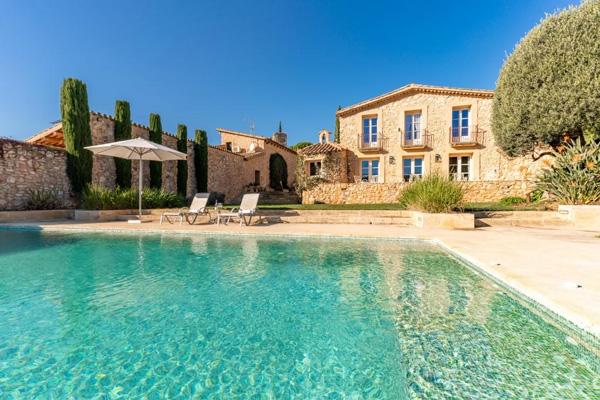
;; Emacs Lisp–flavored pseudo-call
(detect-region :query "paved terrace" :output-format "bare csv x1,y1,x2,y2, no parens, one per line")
2,219,599,338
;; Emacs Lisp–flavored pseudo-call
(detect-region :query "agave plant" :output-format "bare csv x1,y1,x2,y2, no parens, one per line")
536,139,600,205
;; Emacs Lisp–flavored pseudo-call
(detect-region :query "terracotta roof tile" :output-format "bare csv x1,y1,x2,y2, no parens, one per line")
299,142,344,155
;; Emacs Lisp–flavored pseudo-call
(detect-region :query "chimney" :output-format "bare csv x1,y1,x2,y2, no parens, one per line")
271,121,288,147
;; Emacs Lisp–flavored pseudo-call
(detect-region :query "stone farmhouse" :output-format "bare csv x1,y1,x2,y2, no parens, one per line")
0,112,297,210
300,83,549,204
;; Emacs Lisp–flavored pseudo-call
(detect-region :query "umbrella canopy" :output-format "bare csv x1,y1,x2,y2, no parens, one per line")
85,137,187,220
85,137,187,161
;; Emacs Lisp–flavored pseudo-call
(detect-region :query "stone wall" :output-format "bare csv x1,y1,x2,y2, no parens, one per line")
90,113,116,189
207,146,247,202
302,180,536,205
0,139,72,210
161,133,178,193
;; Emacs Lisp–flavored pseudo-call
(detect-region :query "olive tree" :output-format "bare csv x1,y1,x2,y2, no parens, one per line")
492,0,600,157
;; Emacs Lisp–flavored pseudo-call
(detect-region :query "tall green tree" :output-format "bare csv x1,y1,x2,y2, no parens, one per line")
194,129,208,192
334,105,341,143
176,124,188,197
60,78,93,196
492,0,600,157
149,113,163,188
113,100,132,188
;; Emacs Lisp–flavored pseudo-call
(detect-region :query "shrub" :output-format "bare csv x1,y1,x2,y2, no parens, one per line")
499,196,527,206
149,113,163,188
114,100,132,188
194,129,208,192
269,153,288,190
529,189,544,203
536,139,600,205
492,0,600,156
176,124,188,197
61,78,93,196
398,175,464,213
25,189,62,210
81,185,184,210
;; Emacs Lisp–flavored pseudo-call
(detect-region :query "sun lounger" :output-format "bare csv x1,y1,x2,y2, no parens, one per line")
160,193,211,225
217,193,260,226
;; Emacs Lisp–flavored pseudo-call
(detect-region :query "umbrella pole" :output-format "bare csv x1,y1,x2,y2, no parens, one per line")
138,156,143,219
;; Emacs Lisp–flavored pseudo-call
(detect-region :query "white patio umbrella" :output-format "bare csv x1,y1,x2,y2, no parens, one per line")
85,137,187,221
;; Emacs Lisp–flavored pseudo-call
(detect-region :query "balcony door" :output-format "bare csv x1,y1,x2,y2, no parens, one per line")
362,117,378,147
451,108,470,140
405,113,422,145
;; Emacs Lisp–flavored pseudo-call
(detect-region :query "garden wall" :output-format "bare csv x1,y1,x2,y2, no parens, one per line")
302,180,536,205
0,139,72,210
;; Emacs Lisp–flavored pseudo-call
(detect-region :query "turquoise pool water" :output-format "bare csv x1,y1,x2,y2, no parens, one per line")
0,230,597,399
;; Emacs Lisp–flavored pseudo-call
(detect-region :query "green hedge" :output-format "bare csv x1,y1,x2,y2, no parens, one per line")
81,184,184,210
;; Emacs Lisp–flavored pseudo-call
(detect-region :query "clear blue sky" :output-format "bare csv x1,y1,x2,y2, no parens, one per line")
0,0,575,145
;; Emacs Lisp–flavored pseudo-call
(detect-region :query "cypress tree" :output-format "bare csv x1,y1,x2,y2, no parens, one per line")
60,78,93,196
114,100,132,188
176,124,188,197
149,113,163,188
194,129,208,192
334,105,341,143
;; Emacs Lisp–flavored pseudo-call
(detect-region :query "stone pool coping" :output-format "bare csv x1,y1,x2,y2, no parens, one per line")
1,220,599,348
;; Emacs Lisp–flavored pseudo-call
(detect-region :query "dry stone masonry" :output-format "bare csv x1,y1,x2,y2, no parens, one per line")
0,139,72,210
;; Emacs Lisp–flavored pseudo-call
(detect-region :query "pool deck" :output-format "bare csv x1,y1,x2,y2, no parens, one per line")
2,219,599,338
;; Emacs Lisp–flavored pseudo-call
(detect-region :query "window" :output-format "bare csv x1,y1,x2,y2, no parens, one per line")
309,161,322,176
404,112,422,144
449,156,471,181
226,142,233,151
451,108,470,138
362,117,378,146
254,170,261,185
361,159,379,182
402,157,424,182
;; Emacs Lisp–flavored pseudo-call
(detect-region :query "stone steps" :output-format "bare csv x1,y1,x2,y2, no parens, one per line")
257,191,300,205
474,211,566,228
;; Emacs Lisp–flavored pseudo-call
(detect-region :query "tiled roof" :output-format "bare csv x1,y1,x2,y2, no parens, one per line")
299,142,344,155
337,83,494,117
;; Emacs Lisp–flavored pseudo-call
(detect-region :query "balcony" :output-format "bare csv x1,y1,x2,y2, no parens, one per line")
357,135,387,153
449,126,482,147
400,129,432,150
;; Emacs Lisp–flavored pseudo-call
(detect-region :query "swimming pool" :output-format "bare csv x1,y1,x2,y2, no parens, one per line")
0,229,597,398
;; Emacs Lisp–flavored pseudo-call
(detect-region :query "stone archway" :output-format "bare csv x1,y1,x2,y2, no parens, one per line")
269,153,288,190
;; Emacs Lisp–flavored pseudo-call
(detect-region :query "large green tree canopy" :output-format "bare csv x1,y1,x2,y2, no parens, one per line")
492,0,600,157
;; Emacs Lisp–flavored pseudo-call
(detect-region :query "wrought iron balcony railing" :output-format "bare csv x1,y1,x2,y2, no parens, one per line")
357,134,387,153
449,126,482,147
400,129,432,149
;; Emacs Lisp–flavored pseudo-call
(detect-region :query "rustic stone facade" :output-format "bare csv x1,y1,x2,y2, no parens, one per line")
337,84,550,184
15,114,299,209
298,130,351,183
217,129,297,190
90,114,117,189
0,139,72,210
302,180,536,205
